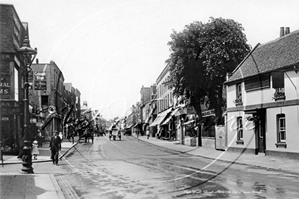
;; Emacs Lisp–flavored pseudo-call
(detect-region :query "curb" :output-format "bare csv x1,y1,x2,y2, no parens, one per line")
137,136,299,175
50,174,66,199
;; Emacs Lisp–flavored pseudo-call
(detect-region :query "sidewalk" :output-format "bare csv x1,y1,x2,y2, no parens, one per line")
138,135,299,175
0,139,76,199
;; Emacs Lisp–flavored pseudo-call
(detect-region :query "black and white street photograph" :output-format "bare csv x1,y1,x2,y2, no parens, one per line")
0,0,299,198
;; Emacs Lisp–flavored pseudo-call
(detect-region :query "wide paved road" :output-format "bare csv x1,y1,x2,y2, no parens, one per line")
59,135,298,199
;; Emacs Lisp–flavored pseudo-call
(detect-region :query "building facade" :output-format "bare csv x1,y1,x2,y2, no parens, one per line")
225,28,299,159
30,60,65,139
149,64,175,138
0,4,29,154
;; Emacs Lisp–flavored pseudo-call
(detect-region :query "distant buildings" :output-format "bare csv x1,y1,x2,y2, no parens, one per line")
0,4,82,153
128,27,299,160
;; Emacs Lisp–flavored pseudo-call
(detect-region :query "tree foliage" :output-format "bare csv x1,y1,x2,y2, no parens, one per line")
166,17,250,121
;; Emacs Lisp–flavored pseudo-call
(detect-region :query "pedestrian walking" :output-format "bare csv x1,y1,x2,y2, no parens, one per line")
49,131,61,165
37,130,43,147
32,140,39,160
146,127,150,139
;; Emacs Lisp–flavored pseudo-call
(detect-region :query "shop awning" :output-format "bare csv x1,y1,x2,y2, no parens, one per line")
149,108,172,127
125,123,134,129
133,123,140,128
184,120,195,126
161,108,181,125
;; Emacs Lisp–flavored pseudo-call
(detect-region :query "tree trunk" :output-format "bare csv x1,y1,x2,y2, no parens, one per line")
190,91,202,120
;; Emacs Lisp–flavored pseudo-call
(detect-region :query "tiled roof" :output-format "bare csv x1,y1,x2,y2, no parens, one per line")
226,30,299,83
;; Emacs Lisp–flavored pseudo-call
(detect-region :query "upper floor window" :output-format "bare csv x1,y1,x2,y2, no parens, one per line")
236,83,242,99
234,83,243,106
272,71,285,101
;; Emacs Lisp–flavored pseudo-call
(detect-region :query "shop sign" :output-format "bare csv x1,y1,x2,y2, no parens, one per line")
202,109,215,117
2,107,21,115
1,101,21,115
0,101,20,107
0,75,11,96
34,81,46,90
0,54,13,61
34,71,47,90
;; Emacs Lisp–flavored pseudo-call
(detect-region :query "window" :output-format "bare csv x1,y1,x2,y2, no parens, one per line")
234,83,243,106
237,117,243,141
277,114,286,142
236,83,242,99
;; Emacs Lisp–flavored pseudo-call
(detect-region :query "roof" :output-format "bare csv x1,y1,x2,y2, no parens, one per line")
226,30,299,84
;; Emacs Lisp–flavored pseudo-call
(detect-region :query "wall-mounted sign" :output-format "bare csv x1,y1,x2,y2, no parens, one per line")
2,117,9,121
34,71,47,90
202,109,215,117
2,107,21,115
0,75,11,96
34,81,46,90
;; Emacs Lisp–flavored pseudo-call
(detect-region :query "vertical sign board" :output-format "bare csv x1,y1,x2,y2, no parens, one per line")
34,72,47,90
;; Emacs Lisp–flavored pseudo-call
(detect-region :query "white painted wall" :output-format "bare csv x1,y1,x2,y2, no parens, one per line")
227,70,299,108
266,106,299,153
226,111,256,150
284,70,299,100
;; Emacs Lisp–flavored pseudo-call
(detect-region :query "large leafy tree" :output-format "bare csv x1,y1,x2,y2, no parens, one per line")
166,17,250,122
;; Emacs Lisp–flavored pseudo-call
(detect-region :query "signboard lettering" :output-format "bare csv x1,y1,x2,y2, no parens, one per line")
34,81,46,90
0,75,11,96
202,109,215,117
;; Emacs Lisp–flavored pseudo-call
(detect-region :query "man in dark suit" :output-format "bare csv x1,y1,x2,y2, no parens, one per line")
49,131,61,165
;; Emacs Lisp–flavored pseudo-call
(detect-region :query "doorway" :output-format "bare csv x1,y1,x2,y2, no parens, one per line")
254,109,266,154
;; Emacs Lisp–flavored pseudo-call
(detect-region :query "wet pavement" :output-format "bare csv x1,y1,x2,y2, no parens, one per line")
0,135,298,199
0,139,76,199
58,135,299,198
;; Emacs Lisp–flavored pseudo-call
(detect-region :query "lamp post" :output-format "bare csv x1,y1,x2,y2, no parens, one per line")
18,36,37,173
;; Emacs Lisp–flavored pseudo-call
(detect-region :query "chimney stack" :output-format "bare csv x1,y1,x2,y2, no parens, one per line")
280,27,285,37
285,27,290,35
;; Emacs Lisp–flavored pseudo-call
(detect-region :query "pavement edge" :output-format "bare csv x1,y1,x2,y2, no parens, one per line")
50,174,66,199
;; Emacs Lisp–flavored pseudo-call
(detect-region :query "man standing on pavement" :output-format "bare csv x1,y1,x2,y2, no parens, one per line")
49,131,61,165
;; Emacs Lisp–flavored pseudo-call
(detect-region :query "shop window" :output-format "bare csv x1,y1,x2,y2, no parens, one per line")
275,114,287,148
236,117,244,145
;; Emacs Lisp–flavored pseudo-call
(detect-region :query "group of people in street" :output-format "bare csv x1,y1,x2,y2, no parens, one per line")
17,130,62,166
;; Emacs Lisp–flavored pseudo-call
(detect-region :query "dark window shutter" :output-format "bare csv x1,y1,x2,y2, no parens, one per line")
272,71,284,88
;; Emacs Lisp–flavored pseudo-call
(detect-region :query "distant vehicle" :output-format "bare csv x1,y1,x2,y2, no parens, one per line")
109,127,121,141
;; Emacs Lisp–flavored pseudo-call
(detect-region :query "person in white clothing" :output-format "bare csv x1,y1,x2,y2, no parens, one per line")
32,140,39,160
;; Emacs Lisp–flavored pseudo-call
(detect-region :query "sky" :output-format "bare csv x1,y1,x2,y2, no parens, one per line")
1,0,298,120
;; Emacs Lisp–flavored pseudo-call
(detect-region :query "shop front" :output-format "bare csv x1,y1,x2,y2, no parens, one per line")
1,100,22,154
